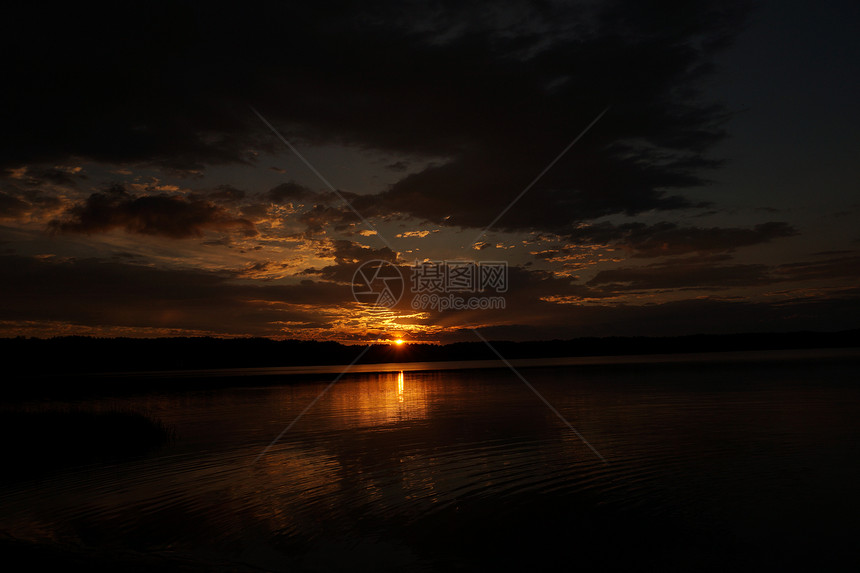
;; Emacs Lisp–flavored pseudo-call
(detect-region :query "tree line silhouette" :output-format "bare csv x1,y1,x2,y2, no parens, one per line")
3,329,858,376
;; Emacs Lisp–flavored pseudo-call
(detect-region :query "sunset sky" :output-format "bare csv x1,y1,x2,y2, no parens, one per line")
2,1,858,343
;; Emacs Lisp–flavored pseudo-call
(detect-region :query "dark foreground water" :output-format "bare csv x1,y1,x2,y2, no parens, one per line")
2,350,860,571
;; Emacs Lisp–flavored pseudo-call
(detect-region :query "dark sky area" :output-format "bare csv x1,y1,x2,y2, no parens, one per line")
1,0,858,342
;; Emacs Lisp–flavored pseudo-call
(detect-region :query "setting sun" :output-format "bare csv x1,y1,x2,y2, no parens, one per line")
394,339,404,346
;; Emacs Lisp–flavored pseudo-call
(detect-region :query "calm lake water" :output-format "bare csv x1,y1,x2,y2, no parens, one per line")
3,350,860,571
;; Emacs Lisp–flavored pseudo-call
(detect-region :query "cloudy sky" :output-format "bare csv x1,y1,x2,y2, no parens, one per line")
1,0,858,342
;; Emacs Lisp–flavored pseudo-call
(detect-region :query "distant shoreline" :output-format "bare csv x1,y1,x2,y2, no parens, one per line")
90,346,860,379
3,343,859,401
2,329,858,378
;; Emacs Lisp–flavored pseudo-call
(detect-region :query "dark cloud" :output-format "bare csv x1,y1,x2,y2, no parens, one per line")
386,161,408,172
0,254,346,336
298,204,361,235
1,251,858,340
0,192,30,219
239,203,270,221
388,258,860,340
562,220,799,257
206,185,246,203
266,181,315,203
3,1,751,232
587,260,771,291
231,260,292,280
456,293,860,340
362,146,706,232
0,185,63,221
50,185,257,238
302,239,399,283
586,254,860,292
773,255,860,282
201,237,234,247
6,166,86,187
